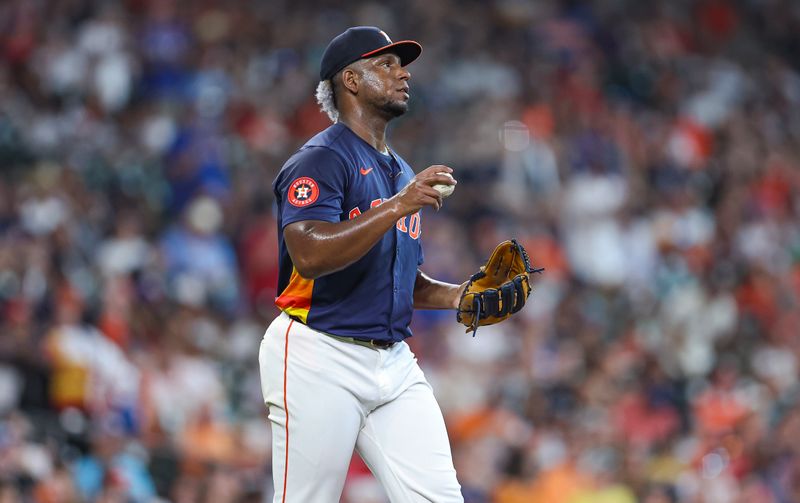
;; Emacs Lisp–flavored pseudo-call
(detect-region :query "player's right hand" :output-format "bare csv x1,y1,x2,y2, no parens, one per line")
392,165,456,213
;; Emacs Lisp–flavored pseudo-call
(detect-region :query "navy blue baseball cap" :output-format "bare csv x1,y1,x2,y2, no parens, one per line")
319,26,422,81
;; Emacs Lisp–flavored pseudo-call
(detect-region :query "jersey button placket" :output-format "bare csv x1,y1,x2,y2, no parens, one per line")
394,242,400,293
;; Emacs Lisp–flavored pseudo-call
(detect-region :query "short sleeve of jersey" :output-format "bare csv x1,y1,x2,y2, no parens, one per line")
274,147,349,228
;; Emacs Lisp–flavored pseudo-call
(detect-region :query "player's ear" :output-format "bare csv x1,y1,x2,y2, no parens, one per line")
341,66,359,95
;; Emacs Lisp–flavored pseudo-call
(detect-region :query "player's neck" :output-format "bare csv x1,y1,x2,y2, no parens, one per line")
338,113,389,154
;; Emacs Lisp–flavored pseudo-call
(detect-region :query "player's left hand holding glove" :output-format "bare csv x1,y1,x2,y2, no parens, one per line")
457,239,544,336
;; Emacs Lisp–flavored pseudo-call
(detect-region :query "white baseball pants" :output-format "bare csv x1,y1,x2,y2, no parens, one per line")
259,312,463,503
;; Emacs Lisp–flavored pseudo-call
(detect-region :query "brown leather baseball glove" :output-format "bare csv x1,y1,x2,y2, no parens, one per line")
457,239,543,336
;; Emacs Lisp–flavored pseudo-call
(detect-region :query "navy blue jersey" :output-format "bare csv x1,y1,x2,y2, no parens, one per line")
273,123,423,342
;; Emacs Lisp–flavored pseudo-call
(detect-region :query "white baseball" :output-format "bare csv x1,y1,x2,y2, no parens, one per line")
432,172,455,198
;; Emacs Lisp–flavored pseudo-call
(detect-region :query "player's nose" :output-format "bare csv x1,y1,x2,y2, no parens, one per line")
398,67,410,81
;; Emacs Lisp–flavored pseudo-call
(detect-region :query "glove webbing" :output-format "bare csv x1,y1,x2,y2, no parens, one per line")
513,238,545,275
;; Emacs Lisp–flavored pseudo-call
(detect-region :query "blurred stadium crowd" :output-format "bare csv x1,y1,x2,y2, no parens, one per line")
1,0,799,501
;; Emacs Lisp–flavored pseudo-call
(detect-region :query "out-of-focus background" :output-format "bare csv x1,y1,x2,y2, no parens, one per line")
1,0,799,501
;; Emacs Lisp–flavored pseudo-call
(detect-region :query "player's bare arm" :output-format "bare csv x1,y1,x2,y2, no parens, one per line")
413,270,468,310
284,165,456,279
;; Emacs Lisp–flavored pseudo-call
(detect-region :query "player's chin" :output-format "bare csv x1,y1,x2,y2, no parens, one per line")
383,100,408,118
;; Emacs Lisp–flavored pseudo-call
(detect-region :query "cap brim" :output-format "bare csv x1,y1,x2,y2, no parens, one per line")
361,40,422,66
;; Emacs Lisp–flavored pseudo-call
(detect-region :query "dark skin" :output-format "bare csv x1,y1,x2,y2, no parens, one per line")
284,52,465,309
